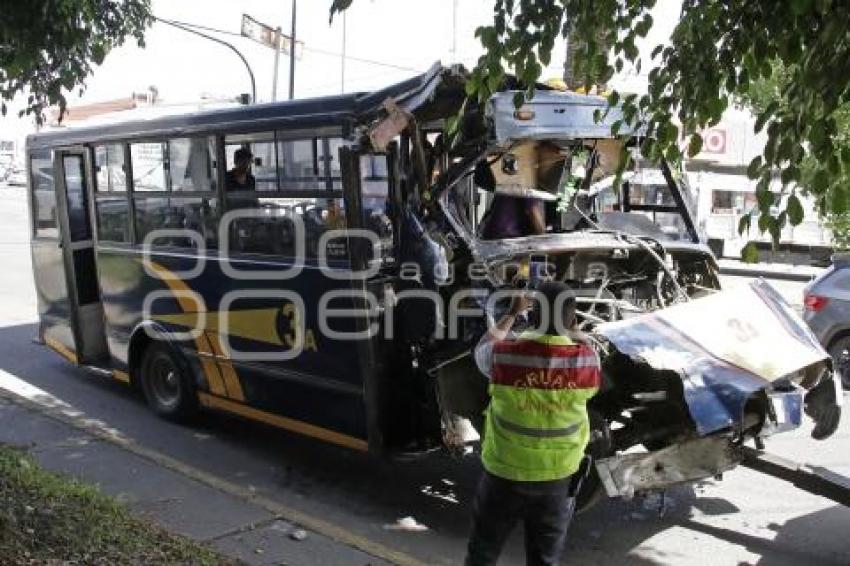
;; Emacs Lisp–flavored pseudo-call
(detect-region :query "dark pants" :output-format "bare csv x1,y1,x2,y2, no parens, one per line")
465,471,577,566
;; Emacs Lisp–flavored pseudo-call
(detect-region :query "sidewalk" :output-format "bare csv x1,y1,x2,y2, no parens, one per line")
0,392,395,566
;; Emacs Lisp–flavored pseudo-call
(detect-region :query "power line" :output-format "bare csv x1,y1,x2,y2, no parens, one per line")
305,45,423,73
155,16,424,74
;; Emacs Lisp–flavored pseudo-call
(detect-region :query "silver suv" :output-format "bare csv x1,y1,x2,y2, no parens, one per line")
803,255,850,388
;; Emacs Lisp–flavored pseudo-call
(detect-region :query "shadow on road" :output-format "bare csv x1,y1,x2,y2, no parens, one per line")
0,322,845,565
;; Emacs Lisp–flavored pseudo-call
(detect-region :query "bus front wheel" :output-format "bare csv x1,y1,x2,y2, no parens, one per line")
140,342,197,421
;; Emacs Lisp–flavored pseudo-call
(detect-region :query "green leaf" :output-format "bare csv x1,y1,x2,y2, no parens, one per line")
611,119,622,137
787,194,805,225
741,242,760,263
768,216,782,242
780,165,799,185
813,169,830,195
832,186,849,214
757,185,775,211
687,133,703,157
790,0,813,15
747,156,763,179
738,213,752,235
754,102,777,133
91,43,106,65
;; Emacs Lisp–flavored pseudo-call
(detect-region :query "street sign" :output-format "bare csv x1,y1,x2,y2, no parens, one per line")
240,14,303,58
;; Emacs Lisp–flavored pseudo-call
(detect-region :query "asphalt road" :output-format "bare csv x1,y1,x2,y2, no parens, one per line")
0,185,848,565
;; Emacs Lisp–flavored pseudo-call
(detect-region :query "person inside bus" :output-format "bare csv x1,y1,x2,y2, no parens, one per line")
477,141,567,240
225,148,256,191
476,155,547,240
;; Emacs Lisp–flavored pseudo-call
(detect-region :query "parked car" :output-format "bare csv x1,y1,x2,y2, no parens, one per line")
803,255,850,388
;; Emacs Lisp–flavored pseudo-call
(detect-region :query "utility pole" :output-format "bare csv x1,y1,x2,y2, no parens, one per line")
271,27,282,101
341,12,347,93
288,0,297,100
451,0,458,62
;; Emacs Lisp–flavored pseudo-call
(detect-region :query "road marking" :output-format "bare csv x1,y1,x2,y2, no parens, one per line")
0,368,422,566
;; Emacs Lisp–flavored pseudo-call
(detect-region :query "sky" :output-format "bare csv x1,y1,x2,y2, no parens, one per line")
1,0,683,153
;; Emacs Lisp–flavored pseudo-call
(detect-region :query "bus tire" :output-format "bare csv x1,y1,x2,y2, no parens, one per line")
140,342,198,421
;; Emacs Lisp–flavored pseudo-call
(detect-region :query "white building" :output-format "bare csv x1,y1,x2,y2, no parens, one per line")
684,106,831,258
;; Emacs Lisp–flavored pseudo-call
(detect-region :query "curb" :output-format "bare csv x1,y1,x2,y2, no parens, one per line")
718,266,819,283
0,387,423,566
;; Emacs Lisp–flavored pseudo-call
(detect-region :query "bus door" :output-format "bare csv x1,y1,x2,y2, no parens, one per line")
339,145,401,452
30,149,76,360
51,148,108,363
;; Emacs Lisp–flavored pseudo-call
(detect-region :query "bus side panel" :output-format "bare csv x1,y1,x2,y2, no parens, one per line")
97,247,369,445
32,238,76,355
95,247,145,371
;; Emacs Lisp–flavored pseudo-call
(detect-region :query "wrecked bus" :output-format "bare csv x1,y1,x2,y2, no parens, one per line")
27,64,842,510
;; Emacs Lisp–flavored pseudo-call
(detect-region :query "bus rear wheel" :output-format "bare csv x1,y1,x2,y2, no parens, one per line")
140,342,197,421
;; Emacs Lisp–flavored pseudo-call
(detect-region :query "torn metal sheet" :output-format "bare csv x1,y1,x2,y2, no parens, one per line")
596,436,742,498
596,279,829,435
486,90,637,144
368,99,411,151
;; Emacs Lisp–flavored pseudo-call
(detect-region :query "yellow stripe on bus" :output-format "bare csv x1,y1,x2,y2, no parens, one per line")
198,392,369,452
112,369,131,384
205,332,245,402
141,259,229,399
198,332,228,397
45,336,78,364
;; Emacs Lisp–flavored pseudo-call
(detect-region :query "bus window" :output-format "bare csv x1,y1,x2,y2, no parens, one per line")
94,144,127,193
277,137,342,191
135,196,219,249
226,196,349,259
169,138,216,192
130,142,168,192
94,144,130,242
130,137,219,248
224,133,278,192
299,197,348,259
360,154,393,265
62,155,92,242
30,150,58,238
326,138,346,188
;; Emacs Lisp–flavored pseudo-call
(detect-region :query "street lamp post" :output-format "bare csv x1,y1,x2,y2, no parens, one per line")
156,17,256,104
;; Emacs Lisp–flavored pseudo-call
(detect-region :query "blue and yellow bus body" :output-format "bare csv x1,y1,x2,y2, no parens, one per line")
24,70,440,455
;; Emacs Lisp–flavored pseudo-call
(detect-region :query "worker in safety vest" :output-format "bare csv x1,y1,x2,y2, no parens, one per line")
465,281,601,566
